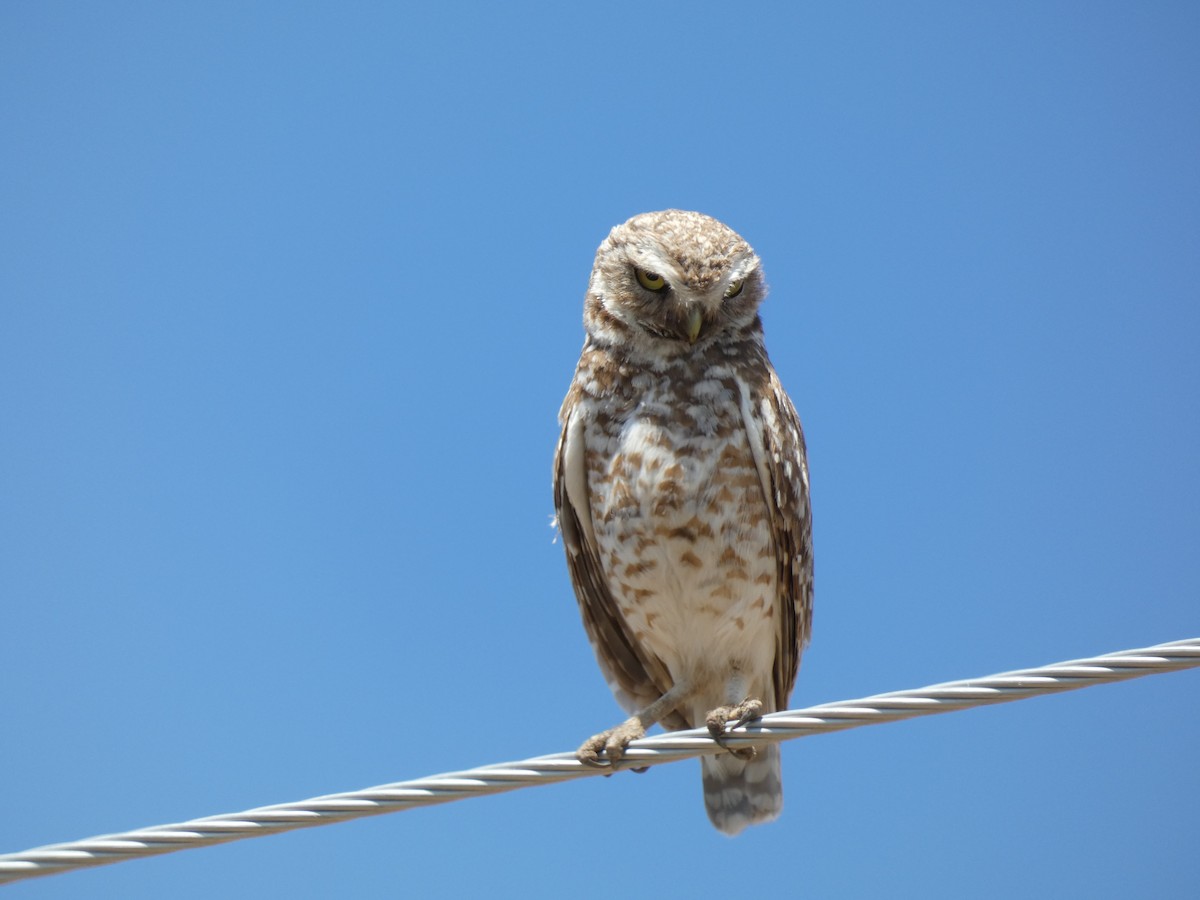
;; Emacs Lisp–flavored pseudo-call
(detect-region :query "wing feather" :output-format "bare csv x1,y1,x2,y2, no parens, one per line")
737,366,813,710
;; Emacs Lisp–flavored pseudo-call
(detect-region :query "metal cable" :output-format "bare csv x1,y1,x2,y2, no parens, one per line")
2,637,1197,886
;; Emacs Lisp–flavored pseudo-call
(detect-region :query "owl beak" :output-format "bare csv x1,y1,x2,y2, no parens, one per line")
685,305,704,344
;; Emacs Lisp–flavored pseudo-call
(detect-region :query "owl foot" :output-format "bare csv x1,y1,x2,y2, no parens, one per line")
706,698,764,761
576,716,646,769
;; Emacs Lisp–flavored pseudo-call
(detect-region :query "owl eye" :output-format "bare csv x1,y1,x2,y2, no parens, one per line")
635,269,667,292
724,278,745,299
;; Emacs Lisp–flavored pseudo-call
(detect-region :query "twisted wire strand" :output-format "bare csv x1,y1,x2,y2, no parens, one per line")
2,637,1197,886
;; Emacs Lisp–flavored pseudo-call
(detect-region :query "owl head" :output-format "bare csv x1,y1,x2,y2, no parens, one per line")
583,210,766,361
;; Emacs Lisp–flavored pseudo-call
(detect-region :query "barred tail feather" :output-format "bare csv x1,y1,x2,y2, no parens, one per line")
700,745,783,836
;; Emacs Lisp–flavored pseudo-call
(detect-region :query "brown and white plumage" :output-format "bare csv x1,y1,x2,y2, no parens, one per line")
553,210,812,835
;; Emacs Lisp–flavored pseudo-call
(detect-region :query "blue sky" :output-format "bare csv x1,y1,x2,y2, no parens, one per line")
2,2,1198,897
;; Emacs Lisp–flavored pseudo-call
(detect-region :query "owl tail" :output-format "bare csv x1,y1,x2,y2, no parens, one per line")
701,744,783,836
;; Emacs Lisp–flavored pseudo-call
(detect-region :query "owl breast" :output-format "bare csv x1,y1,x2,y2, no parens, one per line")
584,370,779,707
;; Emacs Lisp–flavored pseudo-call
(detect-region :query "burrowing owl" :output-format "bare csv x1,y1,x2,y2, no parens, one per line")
553,210,812,835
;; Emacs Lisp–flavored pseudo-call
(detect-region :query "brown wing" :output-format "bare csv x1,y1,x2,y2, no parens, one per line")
739,366,813,710
553,409,684,726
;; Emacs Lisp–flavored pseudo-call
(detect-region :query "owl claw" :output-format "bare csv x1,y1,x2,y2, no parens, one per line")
576,738,612,769
706,698,764,761
576,717,647,770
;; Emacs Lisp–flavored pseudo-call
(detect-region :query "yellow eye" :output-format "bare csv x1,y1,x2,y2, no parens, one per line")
635,269,667,292
724,278,745,299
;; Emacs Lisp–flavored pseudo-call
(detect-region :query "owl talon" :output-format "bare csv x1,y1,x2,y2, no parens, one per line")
706,698,764,760
576,733,611,767
576,718,646,770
